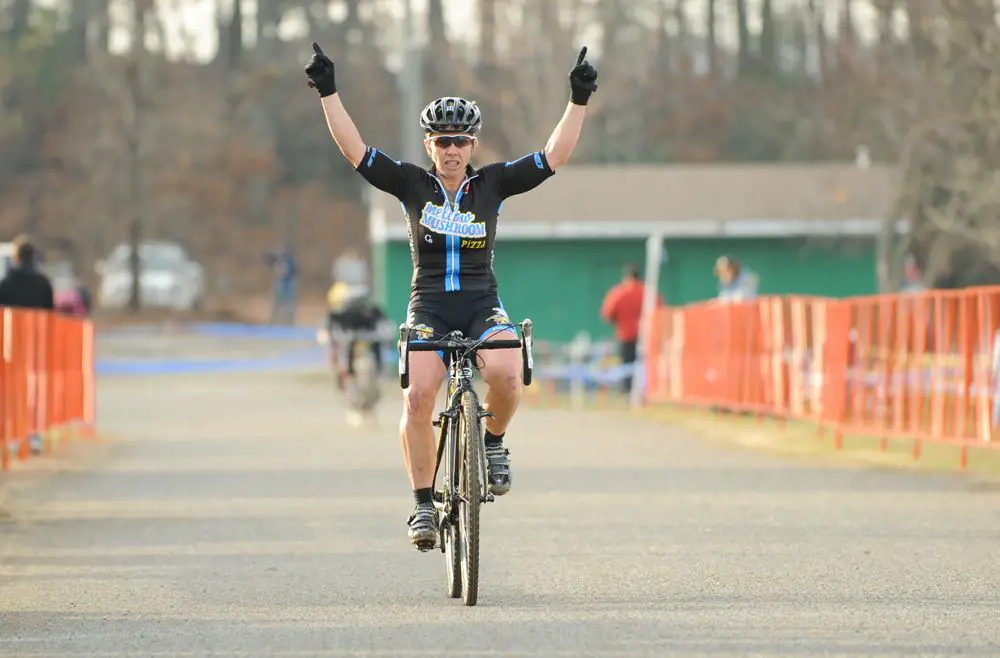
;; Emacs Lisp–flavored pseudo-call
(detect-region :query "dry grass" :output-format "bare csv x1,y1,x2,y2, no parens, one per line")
643,405,1000,477
527,389,1000,480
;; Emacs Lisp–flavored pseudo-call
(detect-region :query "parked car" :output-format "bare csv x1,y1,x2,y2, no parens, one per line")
96,241,205,311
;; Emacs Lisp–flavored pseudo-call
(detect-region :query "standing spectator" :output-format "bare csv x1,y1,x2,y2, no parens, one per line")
53,275,92,317
266,244,299,325
715,255,759,303
332,248,369,291
600,263,662,394
0,235,55,311
900,254,927,293
0,235,54,457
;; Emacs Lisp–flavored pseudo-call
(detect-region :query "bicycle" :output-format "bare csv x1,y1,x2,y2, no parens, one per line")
319,325,387,426
397,318,534,606
342,327,384,412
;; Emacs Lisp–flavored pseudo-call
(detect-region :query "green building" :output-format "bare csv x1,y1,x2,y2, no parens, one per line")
368,162,900,344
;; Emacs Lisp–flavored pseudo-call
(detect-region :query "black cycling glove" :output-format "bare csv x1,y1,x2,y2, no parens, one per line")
569,46,599,106
305,42,337,97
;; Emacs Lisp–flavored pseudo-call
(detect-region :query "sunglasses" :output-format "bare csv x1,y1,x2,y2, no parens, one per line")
429,135,475,148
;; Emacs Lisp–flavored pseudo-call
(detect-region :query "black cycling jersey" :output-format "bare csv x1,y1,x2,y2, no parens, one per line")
327,297,386,333
355,147,555,294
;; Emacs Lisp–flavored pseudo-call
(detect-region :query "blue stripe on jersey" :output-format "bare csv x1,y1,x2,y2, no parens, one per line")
445,235,458,291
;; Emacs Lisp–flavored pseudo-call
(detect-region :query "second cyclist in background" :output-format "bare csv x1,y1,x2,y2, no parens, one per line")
324,281,389,391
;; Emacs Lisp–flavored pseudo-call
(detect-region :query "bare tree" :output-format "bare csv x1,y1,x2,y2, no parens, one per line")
125,0,153,311
892,0,1000,285
706,0,718,77
734,0,751,77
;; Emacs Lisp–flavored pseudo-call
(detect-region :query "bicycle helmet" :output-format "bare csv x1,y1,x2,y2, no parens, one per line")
326,281,351,311
419,96,482,135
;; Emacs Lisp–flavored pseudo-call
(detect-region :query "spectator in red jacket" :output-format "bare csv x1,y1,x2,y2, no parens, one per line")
600,263,662,393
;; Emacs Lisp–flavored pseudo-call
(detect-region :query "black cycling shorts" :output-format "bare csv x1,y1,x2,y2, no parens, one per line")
406,290,516,357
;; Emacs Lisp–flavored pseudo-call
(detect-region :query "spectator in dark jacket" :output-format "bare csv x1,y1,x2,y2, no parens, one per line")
0,236,55,311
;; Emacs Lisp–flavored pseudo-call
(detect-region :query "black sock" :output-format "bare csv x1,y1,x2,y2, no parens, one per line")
413,487,433,505
484,430,505,447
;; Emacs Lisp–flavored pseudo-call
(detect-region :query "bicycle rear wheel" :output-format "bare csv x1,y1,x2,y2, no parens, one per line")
458,390,483,606
352,348,379,410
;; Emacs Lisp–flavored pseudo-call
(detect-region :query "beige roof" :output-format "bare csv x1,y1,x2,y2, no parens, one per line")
367,162,900,238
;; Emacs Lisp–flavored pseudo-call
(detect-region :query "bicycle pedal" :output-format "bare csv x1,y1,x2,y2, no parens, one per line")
414,539,436,553
478,410,495,419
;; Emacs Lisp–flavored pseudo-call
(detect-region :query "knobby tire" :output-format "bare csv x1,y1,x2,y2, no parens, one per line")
443,390,462,598
459,390,482,606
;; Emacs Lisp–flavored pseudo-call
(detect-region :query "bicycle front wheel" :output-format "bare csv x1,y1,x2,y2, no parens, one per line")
458,390,483,606
442,396,462,599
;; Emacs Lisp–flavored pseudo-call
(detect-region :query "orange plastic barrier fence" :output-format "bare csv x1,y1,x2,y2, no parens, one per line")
645,288,1000,467
0,308,95,470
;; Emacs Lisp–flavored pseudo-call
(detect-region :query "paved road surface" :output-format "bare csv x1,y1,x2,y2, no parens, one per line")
1,335,999,657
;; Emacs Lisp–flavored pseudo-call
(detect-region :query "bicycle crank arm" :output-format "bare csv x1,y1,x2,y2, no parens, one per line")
457,491,495,505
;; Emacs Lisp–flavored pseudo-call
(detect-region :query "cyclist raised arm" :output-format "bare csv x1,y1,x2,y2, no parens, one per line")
304,42,598,550
304,43,367,168
542,46,598,170
305,41,424,202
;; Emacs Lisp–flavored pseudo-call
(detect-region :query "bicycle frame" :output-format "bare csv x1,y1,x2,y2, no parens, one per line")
398,320,534,603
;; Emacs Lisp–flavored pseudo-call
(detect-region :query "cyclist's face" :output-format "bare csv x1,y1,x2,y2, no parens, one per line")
424,134,477,176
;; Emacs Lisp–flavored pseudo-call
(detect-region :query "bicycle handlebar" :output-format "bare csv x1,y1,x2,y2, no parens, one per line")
398,320,535,389
409,338,523,352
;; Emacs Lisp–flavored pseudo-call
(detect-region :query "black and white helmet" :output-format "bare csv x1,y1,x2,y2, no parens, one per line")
419,96,482,135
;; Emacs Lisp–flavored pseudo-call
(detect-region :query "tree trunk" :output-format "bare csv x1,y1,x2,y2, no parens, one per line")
6,0,30,44
476,0,510,154
872,0,895,83
214,0,228,67
735,0,751,77
423,0,451,93
67,0,93,62
227,0,243,70
836,0,857,72
126,0,150,312
674,0,690,73
706,0,718,77
255,0,283,50
807,0,827,81
759,0,776,77
655,0,671,73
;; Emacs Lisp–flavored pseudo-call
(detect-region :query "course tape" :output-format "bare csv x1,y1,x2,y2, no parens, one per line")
97,347,325,376
97,322,317,341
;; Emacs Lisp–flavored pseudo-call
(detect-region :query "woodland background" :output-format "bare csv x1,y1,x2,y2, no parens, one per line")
2,0,999,302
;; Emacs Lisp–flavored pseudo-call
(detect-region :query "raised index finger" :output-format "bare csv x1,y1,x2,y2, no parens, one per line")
312,42,324,56
576,46,587,66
